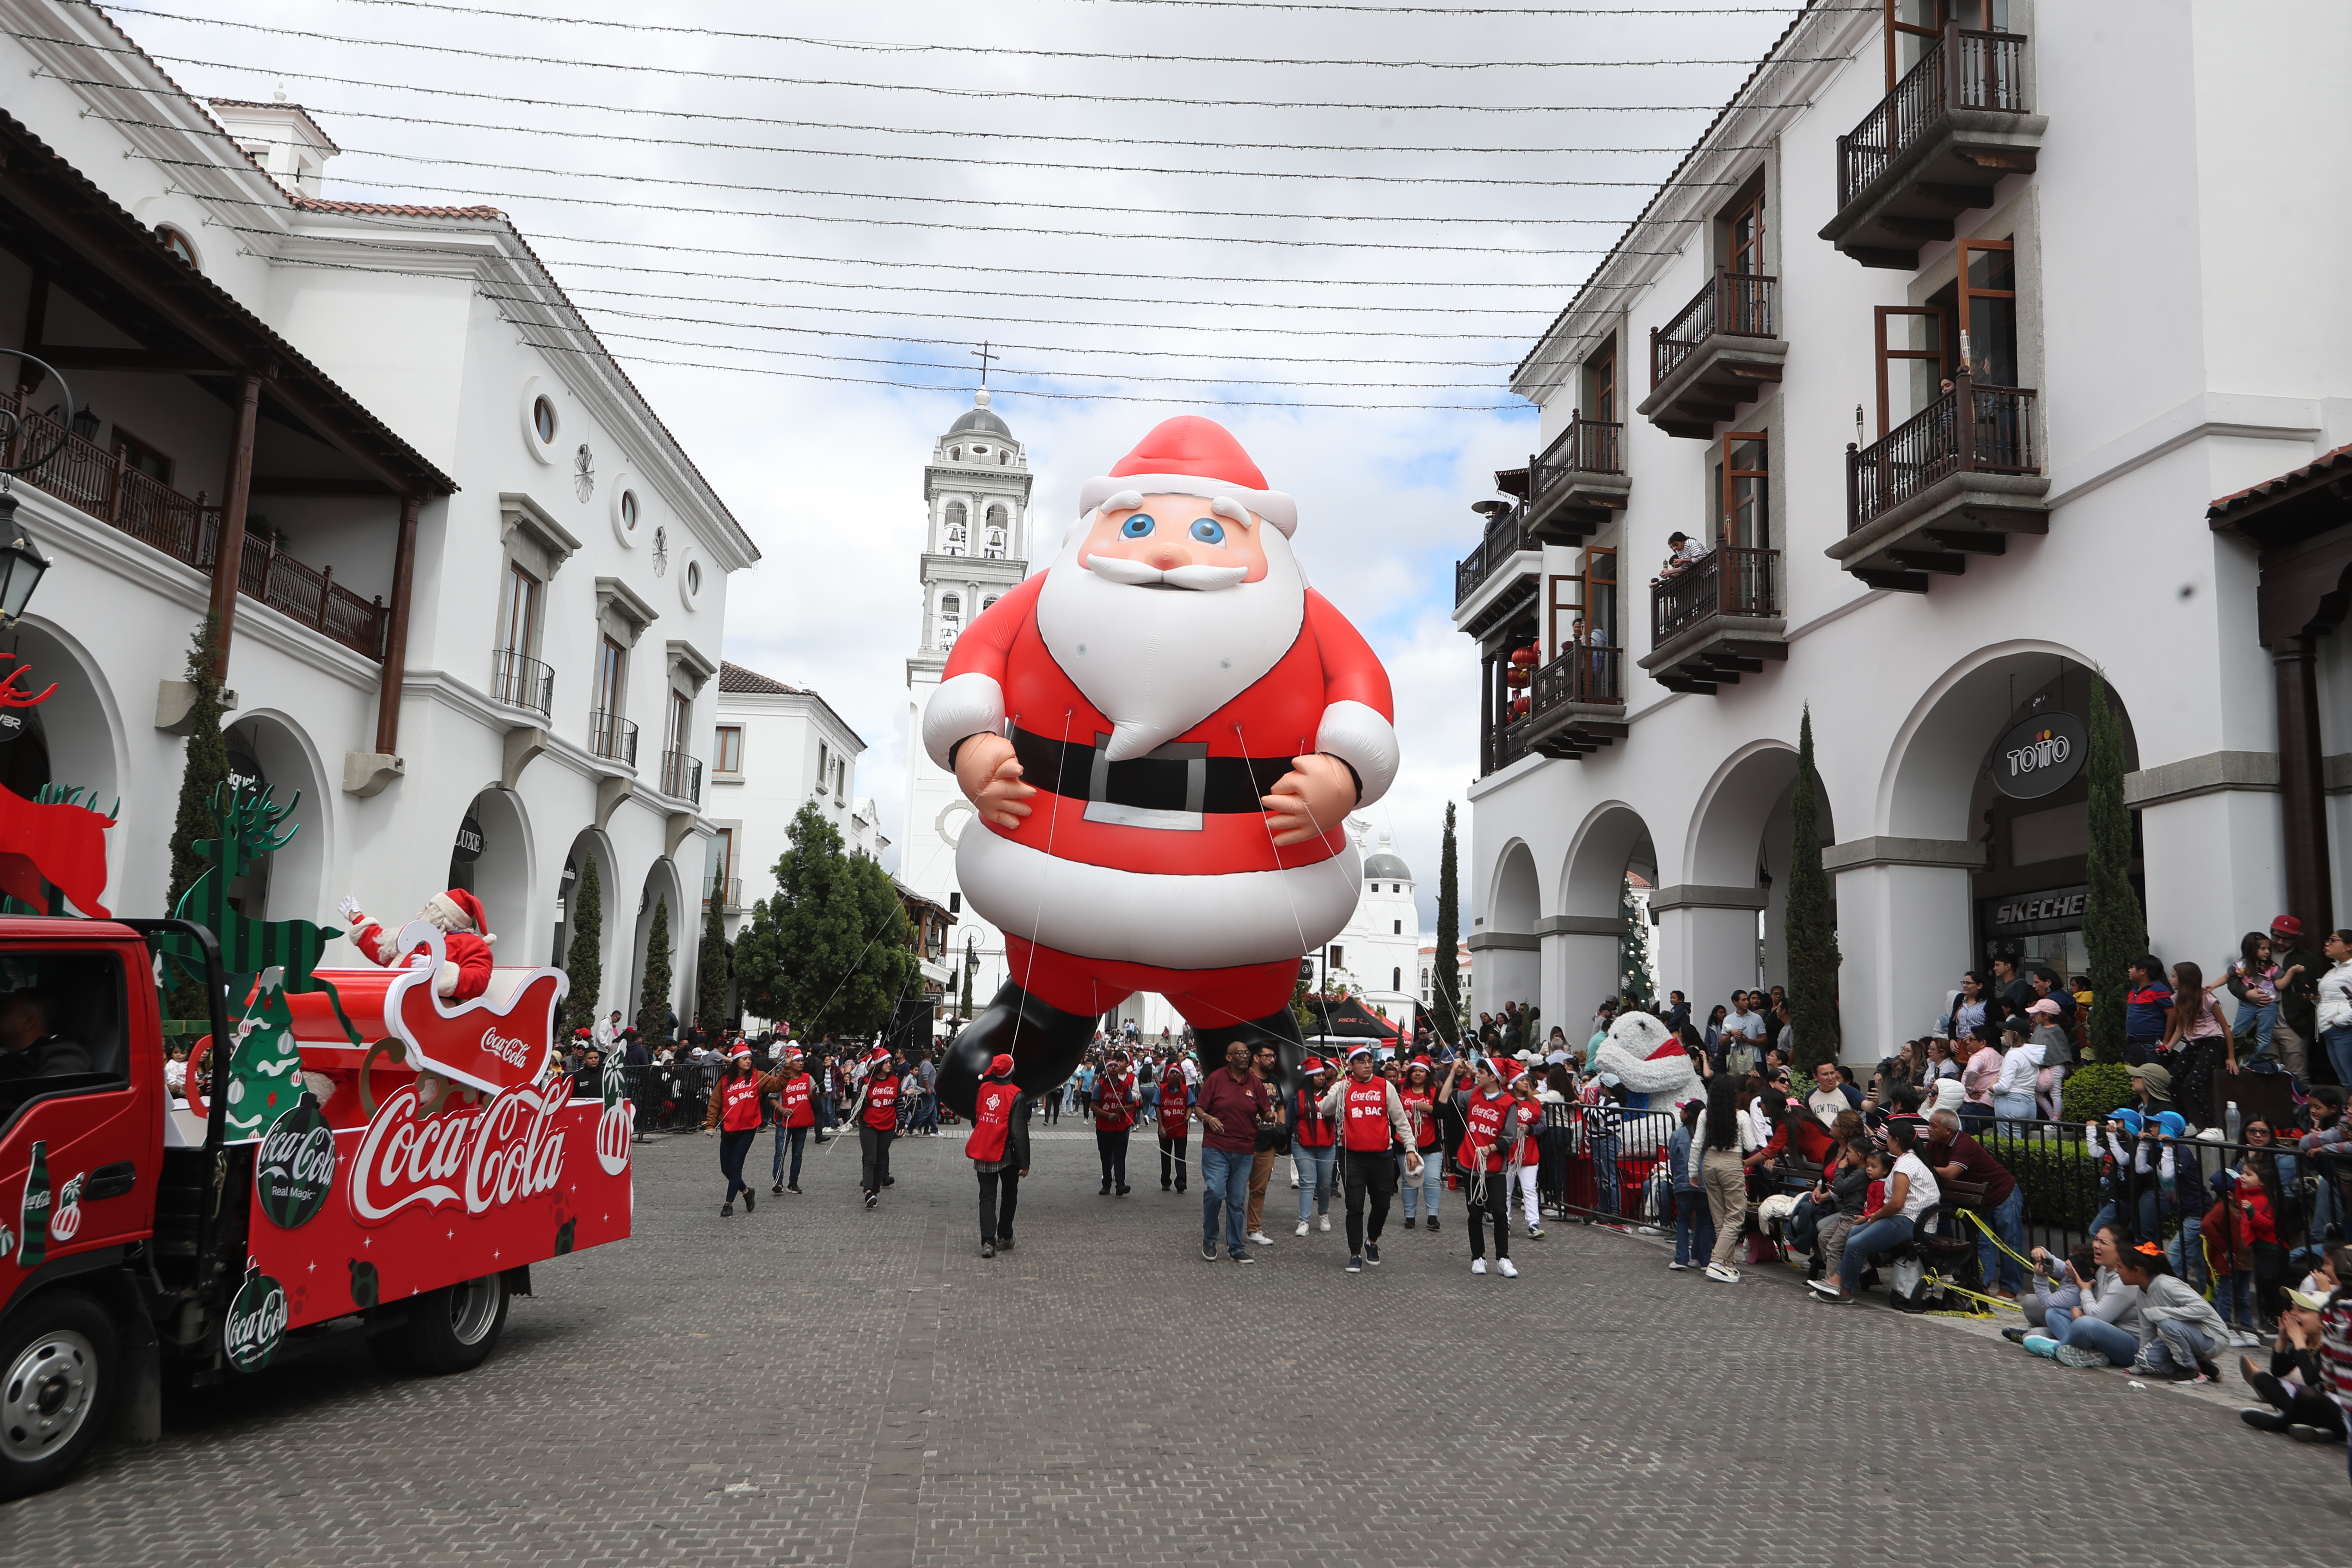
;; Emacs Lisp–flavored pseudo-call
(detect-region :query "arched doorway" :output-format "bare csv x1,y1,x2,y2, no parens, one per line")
1555,803,1659,1027
629,858,686,1039
548,828,614,979
1478,841,1542,1017
446,787,532,949
1680,744,1833,1014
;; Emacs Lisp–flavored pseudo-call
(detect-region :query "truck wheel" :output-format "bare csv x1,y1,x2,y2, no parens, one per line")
0,1291,120,1499
400,1274,508,1375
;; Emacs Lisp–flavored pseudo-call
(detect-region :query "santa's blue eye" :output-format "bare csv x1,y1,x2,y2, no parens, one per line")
1119,513,1156,538
1190,517,1226,545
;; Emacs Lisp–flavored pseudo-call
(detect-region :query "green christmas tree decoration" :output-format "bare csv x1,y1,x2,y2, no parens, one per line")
1617,874,1655,1008
224,967,305,1144
2082,670,2143,1066
558,850,604,1040
636,895,673,1042
1436,800,1463,1045
1785,706,1842,1075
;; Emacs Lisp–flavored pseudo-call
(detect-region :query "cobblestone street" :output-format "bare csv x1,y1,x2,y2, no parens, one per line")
5,1126,2343,1566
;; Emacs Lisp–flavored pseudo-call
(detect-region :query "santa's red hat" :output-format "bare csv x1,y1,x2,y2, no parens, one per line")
986,1053,1016,1079
425,887,494,945
1078,416,1297,537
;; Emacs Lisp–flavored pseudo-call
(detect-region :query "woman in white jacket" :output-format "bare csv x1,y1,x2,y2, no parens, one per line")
1991,1029,2045,1129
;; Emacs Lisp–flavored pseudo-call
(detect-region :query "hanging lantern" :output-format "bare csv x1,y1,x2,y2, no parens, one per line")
1504,665,1530,689
1509,694,1531,719
1509,644,1538,670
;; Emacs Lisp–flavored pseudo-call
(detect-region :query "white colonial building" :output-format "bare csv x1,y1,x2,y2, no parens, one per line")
1317,823,1423,1037
0,2,757,1025
708,660,886,933
899,389,1033,1021
1457,1,2352,1064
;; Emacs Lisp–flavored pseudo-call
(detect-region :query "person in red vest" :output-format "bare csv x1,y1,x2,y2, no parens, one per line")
702,1044,782,1217
967,1053,1028,1257
1290,1056,1338,1237
926,417,1397,1118
1456,1057,1524,1278
769,1046,818,1197
1095,1050,1139,1197
858,1047,903,1209
1397,1057,1452,1232
1155,1051,1194,1193
1320,1044,1424,1273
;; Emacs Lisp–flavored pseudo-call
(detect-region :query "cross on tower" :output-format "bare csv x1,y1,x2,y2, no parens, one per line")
970,341,998,387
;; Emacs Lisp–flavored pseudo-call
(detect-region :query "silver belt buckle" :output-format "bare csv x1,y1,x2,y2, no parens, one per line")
1081,732,1206,831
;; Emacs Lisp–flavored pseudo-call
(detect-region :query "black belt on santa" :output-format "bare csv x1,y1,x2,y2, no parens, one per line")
1009,727,1298,815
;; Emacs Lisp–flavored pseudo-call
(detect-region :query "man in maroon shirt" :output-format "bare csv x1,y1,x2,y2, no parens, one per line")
1195,1038,1274,1263
1923,1108,2024,1299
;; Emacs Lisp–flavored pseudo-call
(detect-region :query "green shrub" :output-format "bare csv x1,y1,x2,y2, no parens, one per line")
1985,1133,2101,1235
2061,1062,2135,1123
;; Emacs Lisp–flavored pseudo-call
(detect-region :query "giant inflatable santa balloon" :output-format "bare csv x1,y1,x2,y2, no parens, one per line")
931,416,1396,1113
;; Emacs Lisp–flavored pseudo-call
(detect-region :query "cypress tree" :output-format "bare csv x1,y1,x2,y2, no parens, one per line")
2082,671,2143,1065
1785,706,1842,1074
163,614,230,1020
959,935,977,1020
636,896,673,1041
1436,800,1462,1044
559,851,603,1039
695,885,731,1033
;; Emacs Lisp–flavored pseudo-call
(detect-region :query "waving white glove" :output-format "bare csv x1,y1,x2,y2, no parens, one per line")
338,895,364,925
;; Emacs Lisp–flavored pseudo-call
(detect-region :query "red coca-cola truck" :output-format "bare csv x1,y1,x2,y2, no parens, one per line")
0,916,633,1498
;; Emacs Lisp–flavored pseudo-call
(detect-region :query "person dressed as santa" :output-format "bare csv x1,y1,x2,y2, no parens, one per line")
931,416,1396,1115
336,887,496,1002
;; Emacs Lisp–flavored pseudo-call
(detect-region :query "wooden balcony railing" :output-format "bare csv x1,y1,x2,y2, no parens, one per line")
1847,376,2039,533
1530,642,1622,714
1651,545,1779,645
1454,505,1534,606
1528,414,1625,496
1651,271,1777,387
1838,23,2030,208
588,709,638,767
489,649,555,719
0,386,389,661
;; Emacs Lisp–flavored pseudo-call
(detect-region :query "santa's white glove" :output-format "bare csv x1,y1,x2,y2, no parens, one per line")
338,895,364,925
404,948,435,971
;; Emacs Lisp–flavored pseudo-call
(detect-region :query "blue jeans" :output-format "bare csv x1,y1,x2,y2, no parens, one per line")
771,1123,808,1186
2323,1026,2352,1093
1992,1090,2037,1130
2046,1314,2138,1365
2167,1209,2207,1291
2143,1319,2218,1374
2217,1270,2255,1329
1978,1184,2027,1294
1590,1134,1622,1217
1295,1144,1337,1222
1673,1189,1715,1266
1201,1145,1253,1258
1833,1216,1915,1293
2237,1001,2278,1054
1400,1144,1443,1218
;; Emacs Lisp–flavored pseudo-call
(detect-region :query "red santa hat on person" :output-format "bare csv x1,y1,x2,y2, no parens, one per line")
729,1044,753,1063
424,888,494,945
986,1054,1016,1080
1075,416,1298,538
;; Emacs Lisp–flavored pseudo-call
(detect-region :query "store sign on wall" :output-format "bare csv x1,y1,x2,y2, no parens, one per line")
452,813,485,863
1991,712,2087,799
1984,884,2089,937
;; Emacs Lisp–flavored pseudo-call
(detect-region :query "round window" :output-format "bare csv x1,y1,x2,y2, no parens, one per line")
532,395,557,444
156,225,196,266
620,490,638,531
971,445,987,456
686,560,701,594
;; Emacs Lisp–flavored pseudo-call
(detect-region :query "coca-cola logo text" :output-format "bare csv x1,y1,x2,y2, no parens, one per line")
348,1078,570,1226
479,1027,533,1069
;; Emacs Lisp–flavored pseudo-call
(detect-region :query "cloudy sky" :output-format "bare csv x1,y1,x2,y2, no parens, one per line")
110,0,1801,929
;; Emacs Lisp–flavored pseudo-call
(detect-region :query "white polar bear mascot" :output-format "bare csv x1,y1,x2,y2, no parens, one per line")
1589,1011,1705,1154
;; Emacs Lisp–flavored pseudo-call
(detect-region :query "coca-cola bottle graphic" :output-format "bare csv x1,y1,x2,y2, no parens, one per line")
17,1139,49,1268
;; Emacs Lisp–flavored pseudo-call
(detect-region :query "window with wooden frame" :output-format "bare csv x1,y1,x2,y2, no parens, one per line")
1723,179,1767,277
1547,573,1583,662
1957,237,2018,386
1583,339,1619,425
1586,548,1619,651
1874,306,1951,437
1885,1,2009,88
593,636,626,718
499,561,539,657
1716,434,1770,550
710,827,735,898
713,724,744,775
110,426,173,485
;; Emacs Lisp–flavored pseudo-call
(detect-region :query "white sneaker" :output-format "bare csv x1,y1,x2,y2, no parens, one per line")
1318,1215,1331,1234
1497,1259,1519,1279
1248,1231,1273,1246
1295,1221,1310,1237
1667,1261,1690,1271
1471,1258,1488,1275
1289,1174,1300,1188
1703,1263,1741,1283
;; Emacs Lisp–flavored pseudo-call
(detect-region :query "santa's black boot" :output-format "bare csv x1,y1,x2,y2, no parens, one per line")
937,981,1098,1116
1192,1008,1309,1099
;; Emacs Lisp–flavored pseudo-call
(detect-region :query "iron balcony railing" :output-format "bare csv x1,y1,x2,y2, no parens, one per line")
1847,375,2039,533
1528,413,1625,498
704,876,741,910
1838,23,2030,208
489,649,554,719
1454,505,1534,606
1,386,389,660
1650,544,1779,644
1651,270,1776,388
659,749,704,805
588,709,638,767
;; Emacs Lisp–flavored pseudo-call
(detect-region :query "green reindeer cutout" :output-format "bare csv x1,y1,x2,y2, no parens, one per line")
162,783,360,1044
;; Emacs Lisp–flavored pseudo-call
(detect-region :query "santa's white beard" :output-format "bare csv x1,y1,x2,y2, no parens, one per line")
1035,516,1307,761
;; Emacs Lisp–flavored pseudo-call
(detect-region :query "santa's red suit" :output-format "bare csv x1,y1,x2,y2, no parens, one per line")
923,417,1396,1029
352,888,496,1002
